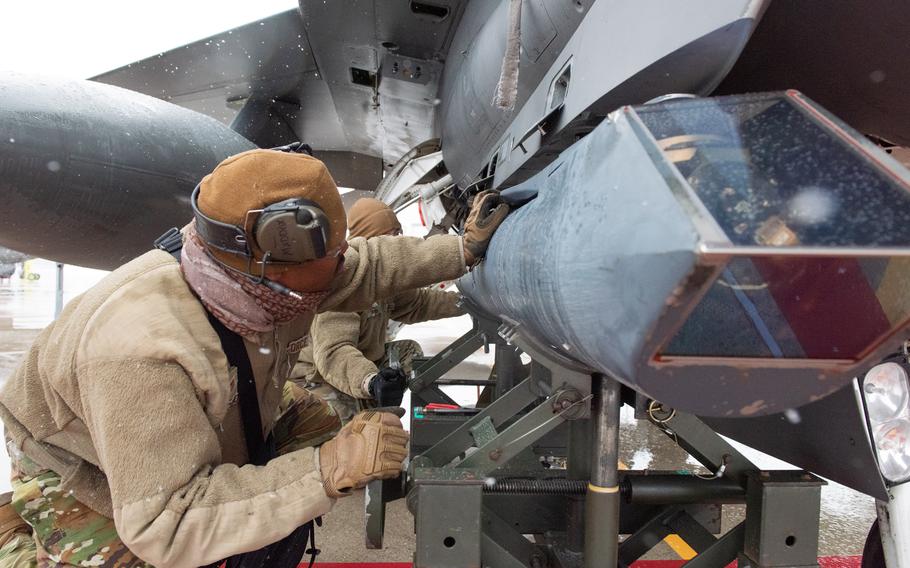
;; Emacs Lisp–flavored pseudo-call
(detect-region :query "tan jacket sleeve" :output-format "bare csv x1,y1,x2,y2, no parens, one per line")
78,358,333,568
75,264,334,568
310,311,377,398
320,234,466,313
388,289,465,324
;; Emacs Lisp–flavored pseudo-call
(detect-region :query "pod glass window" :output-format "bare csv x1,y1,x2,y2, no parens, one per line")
662,255,910,361
635,93,910,362
635,93,910,248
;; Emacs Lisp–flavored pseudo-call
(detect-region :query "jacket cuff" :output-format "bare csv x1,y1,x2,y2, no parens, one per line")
359,373,376,399
312,447,336,503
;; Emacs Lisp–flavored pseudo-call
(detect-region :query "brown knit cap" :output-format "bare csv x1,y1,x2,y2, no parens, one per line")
196,149,347,273
347,198,402,239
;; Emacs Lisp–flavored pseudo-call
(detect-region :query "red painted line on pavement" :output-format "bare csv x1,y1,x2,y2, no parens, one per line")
305,557,860,567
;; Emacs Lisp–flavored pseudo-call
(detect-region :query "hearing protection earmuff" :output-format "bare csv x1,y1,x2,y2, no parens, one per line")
190,140,338,267
190,185,338,266
187,186,341,300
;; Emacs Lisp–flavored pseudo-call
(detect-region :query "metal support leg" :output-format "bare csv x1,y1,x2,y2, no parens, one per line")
652,411,754,480
566,419,591,554
456,390,575,475
878,482,910,568
482,506,547,568
495,344,525,398
409,328,485,393
739,471,824,567
683,523,745,568
585,374,621,568
415,482,484,568
364,477,405,549
418,377,539,466
364,479,386,549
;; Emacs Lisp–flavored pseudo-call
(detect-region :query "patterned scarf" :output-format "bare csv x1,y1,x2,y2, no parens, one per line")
180,222,330,341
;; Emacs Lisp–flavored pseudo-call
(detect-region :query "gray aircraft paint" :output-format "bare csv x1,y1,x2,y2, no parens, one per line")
439,0,766,189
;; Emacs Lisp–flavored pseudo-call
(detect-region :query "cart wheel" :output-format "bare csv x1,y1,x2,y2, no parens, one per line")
863,519,886,568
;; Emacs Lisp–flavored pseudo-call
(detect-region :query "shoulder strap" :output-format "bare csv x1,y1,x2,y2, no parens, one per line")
205,312,273,466
154,227,184,261
205,314,320,568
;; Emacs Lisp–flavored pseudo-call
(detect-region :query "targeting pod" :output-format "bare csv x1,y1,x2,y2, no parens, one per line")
460,91,910,417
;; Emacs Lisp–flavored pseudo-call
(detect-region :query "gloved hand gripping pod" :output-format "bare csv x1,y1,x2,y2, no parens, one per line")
463,190,510,266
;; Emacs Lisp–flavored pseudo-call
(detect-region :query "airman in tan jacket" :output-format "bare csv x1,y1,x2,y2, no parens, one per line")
0,149,508,567
295,199,465,422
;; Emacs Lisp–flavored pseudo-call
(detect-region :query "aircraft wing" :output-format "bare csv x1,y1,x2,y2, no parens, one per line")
91,10,311,131
92,3,467,191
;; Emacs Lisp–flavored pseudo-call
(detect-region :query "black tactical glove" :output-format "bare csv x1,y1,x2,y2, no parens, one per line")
369,367,408,407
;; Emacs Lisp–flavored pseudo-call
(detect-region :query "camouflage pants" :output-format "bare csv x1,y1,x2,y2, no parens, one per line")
306,339,423,424
0,382,341,567
0,492,35,568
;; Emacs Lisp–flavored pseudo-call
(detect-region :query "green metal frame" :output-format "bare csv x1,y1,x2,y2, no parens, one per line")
366,307,830,567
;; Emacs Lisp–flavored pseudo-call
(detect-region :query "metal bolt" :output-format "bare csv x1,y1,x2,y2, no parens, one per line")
489,449,503,461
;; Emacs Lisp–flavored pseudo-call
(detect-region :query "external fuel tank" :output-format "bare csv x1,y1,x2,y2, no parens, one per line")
0,73,255,269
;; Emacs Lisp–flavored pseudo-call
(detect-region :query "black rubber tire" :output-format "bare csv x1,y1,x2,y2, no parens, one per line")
863,519,886,568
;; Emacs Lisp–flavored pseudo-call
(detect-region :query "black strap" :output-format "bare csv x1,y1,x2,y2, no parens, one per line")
206,313,273,465
153,231,320,568
221,520,320,568
271,141,314,155
205,312,320,568
154,227,184,259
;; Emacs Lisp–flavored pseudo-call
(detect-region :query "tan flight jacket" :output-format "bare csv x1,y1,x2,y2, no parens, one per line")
297,286,464,398
0,234,465,568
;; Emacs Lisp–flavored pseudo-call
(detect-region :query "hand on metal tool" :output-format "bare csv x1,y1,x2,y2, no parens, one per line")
463,190,510,266
319,411,409,498
369,367,408,407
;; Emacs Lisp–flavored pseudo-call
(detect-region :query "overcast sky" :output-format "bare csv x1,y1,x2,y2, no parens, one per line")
0,1,298,78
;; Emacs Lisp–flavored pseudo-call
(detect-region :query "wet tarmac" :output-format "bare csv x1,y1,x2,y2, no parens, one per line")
0,262,875,563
